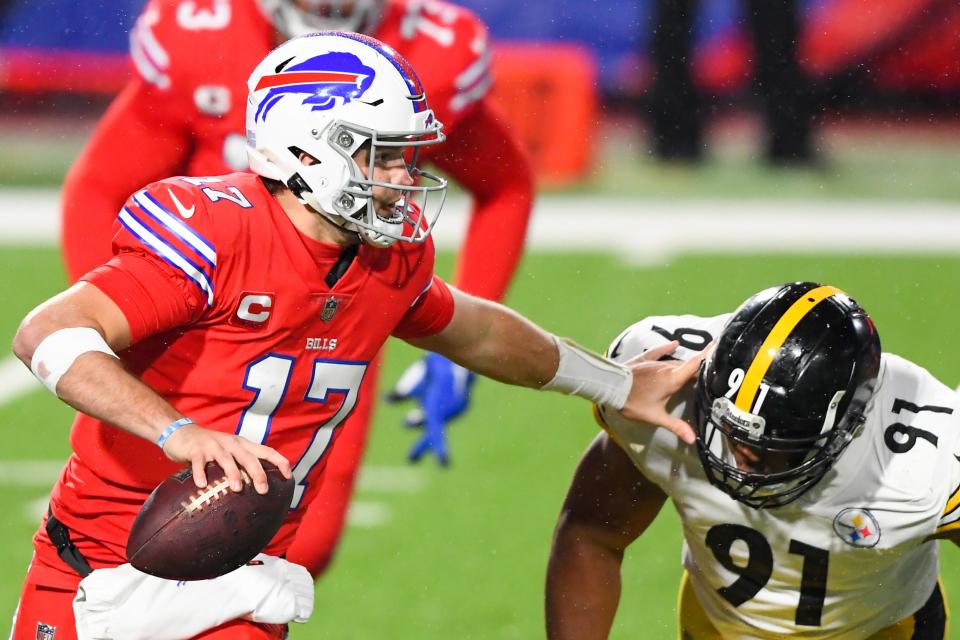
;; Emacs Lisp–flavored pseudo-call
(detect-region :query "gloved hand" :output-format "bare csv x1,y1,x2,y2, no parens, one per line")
385,352,476,466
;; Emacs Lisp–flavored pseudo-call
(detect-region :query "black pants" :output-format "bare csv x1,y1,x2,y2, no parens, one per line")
647,0,816,163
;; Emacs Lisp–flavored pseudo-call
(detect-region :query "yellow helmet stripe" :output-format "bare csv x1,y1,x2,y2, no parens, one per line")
734,285,844,412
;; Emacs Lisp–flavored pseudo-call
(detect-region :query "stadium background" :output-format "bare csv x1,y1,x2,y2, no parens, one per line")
2,0,960,637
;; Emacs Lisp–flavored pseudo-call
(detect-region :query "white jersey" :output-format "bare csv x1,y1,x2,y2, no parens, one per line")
597,314,960,639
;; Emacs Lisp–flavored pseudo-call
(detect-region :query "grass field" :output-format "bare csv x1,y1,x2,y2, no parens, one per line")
1,112,959,637
4,244,960,638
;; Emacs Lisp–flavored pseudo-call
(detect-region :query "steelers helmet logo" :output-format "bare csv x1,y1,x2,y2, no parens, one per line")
833,507,881,548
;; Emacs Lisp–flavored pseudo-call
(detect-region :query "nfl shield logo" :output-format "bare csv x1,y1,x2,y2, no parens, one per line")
320,296,340,323
36,623,57,640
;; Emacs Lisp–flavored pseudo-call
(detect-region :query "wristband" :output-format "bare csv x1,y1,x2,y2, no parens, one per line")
30,327,118,395
157,417,194,450
541,336,632,409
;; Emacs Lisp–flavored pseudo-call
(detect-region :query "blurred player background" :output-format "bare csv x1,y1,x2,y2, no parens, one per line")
2,0,960,637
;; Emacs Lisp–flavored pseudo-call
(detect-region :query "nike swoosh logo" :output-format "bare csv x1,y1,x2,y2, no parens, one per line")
168,189,195,219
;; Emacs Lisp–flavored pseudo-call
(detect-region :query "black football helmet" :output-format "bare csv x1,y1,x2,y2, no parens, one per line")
694,282,881,509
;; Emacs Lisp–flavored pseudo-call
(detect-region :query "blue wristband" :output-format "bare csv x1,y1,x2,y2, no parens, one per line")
157,417,194,450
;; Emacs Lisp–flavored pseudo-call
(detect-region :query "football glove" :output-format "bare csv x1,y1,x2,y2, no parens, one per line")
386,353,476,466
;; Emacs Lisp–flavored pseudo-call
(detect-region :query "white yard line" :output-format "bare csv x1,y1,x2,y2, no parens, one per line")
0,460,63,486
356,465,428,493
4,189,960,259
346,501,391,528
0,460,425,490
6,460,424,529
0,357,39,406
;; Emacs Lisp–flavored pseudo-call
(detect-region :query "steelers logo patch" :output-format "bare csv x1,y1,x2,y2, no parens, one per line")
833,508,881,548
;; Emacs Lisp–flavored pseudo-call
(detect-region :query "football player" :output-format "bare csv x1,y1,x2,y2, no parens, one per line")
12,33,696,640
547,282,957,639
59,0,535,577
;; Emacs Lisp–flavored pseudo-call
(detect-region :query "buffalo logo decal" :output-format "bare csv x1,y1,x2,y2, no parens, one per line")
254,52,376,122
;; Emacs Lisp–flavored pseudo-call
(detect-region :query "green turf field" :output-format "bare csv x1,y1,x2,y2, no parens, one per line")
3,246,960,638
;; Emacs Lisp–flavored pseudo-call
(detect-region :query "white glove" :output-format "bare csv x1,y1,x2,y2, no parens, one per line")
73,554,314,640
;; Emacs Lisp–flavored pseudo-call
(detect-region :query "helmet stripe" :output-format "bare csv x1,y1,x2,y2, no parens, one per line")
734,285,844,413
255,71,361,91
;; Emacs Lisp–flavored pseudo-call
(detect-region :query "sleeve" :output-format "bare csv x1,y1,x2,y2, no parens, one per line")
440,9,493,126
426,99,534,302
593,314,728,432
933,388,960,535
61,0,193,283
80,179,220,342
391,275,456,340
937,456,960,535
81,253,204,343
409,4,493,132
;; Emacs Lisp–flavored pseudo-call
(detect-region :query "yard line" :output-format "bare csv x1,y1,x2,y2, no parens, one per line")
0,460,63,486
0,460,425,492
5,189,960,256
346,501,391,528
356,465,428,493
0,356,39,406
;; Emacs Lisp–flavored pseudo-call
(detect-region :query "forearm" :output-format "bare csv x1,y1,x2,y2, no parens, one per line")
13,284,181,445
51,352,184,444
546,520,623,640
416,296,559,389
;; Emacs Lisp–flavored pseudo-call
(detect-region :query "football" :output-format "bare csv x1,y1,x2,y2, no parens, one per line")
126,460,294,580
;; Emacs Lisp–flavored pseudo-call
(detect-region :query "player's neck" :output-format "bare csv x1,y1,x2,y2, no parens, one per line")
274,189,360,247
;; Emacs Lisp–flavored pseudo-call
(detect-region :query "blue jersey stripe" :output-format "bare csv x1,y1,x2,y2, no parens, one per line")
133,190,217,267
119,207,214,306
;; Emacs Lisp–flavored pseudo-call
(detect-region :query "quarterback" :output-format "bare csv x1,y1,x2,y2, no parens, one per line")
547,282,956,639
59,0,535,576
12,33,695,640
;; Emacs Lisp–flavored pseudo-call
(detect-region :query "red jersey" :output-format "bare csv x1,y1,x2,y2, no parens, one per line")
128,0,491,174
63,0,532,301
39,172,455,573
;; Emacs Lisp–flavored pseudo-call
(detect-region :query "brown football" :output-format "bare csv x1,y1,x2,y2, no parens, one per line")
126,460,294,580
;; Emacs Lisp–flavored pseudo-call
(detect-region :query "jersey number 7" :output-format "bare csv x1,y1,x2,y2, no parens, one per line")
235,354,368,509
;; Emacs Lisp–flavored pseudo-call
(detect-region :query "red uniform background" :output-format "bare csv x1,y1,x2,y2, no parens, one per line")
58,0,533,581
13,172,455,639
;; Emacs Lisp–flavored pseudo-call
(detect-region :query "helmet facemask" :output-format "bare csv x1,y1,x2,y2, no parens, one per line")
244,31,448,248
694,380,867,509
325,122,447,247
692,282,882,510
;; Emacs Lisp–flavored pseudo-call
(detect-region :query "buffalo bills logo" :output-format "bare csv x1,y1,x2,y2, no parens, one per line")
254,52,376,122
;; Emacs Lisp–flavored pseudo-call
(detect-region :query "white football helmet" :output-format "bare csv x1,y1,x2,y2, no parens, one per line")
255,0,385,37
246,31,447,247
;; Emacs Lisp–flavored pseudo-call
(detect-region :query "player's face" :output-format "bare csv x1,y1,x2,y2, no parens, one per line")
293,0,359,21
353,146,415,216
728,439,797,476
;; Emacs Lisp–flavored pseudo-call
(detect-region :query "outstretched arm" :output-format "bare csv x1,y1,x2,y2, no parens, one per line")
406,288,705,441
546,432,668,640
